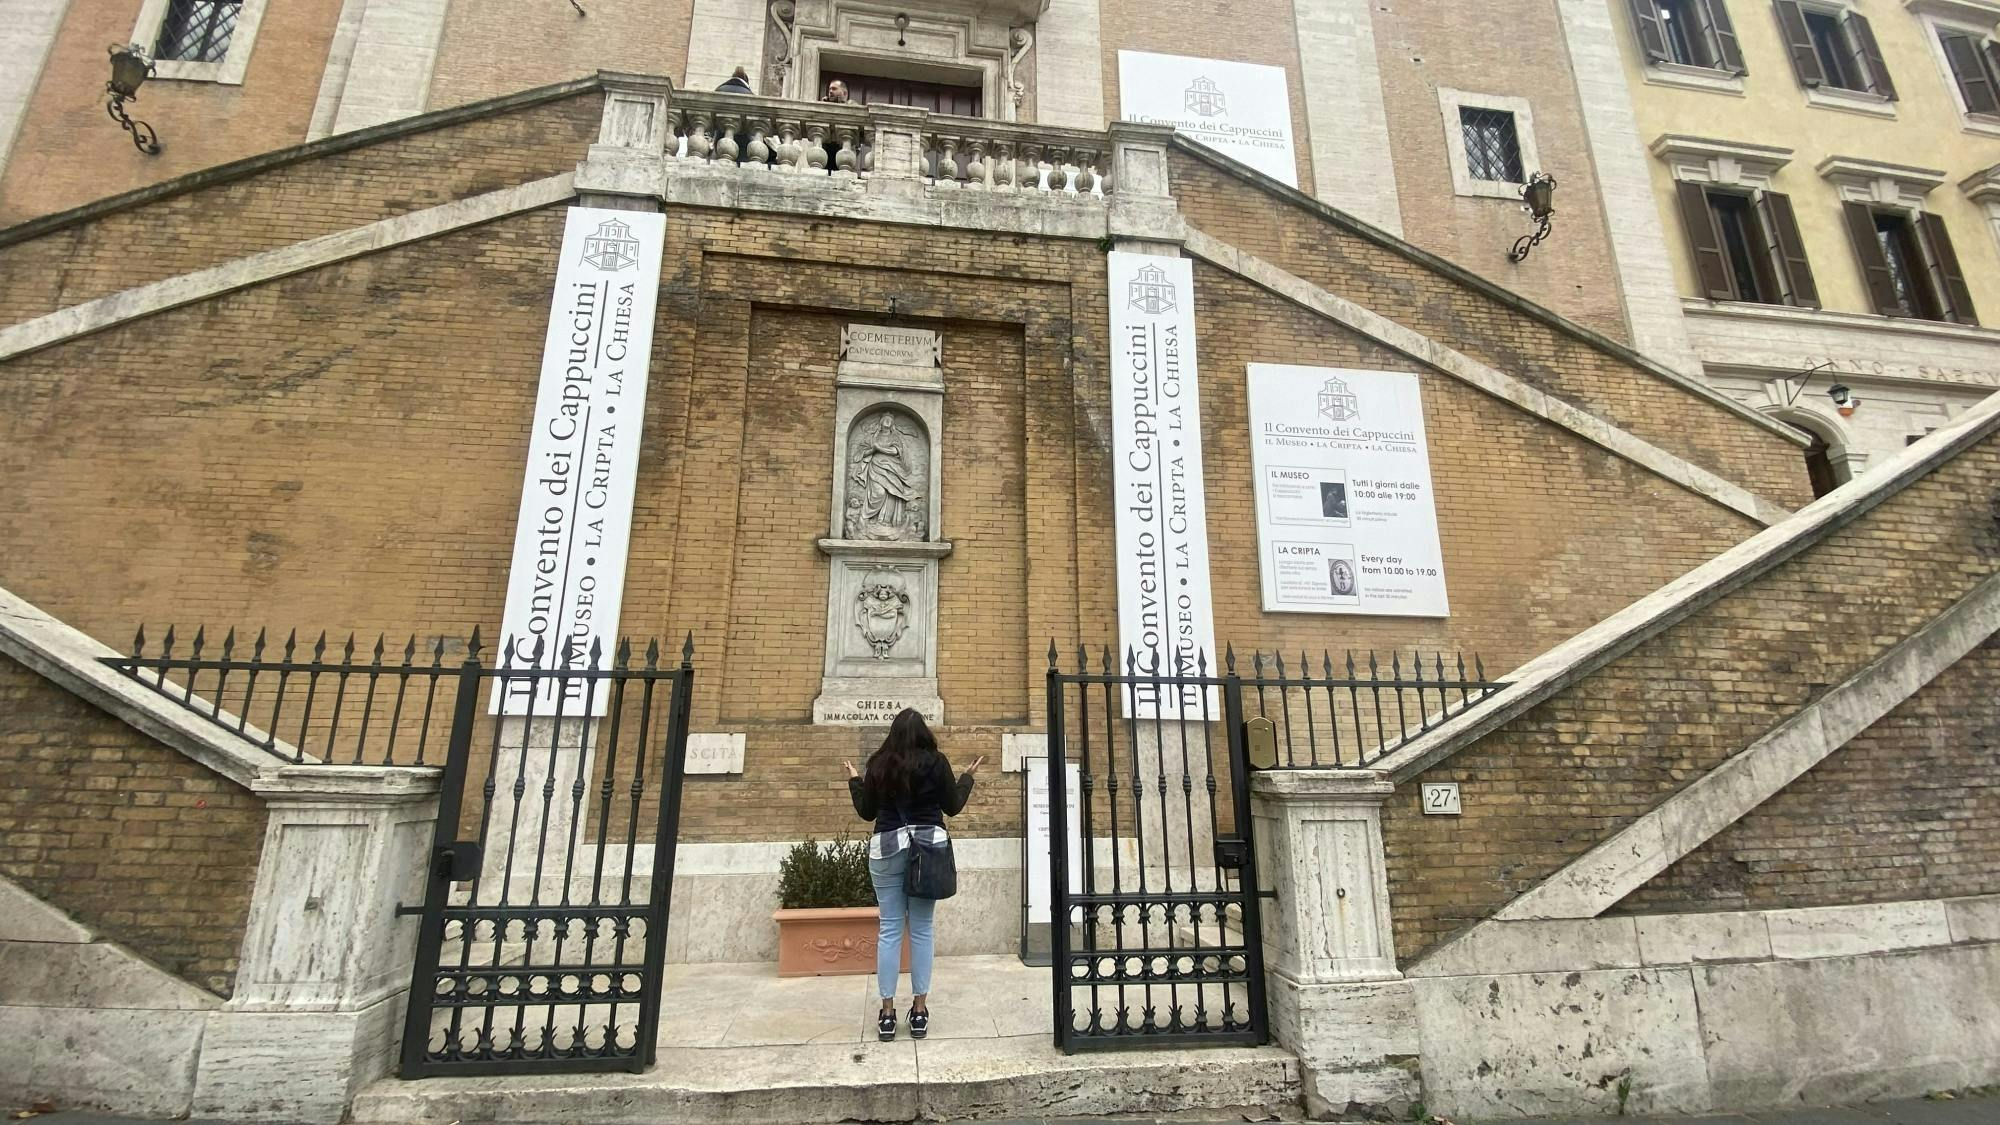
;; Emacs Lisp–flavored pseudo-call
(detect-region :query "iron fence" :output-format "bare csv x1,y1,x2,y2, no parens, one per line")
100,626,700,769
1229,645,1507,768
101,624,472,766
1051,643,1506,771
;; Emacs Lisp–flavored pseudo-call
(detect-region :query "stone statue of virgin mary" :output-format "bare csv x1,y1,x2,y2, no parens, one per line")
844,411,926,541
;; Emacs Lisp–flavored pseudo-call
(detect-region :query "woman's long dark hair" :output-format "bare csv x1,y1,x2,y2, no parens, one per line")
863,708,938,800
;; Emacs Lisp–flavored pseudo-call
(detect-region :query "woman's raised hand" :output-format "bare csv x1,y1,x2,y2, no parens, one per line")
965,755,984,776
843,760,859,779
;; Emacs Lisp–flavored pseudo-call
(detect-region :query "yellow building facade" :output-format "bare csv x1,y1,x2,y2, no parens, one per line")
1587,0,2000,487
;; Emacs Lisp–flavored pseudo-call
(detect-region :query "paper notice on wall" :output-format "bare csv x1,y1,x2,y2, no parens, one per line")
1246,365,1449,617
1117,50,1298,187
493,207,666,714
1108,251,1218,715
1024,757,1082,925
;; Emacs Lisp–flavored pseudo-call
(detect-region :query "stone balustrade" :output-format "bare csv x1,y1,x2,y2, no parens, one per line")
668,90,1111,198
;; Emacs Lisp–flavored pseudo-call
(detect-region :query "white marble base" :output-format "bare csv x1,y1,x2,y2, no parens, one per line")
0,1004,207,1118
191,991,405,1124
665,838,1022,962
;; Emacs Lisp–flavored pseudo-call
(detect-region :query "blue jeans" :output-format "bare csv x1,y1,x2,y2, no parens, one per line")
868,849,935,1001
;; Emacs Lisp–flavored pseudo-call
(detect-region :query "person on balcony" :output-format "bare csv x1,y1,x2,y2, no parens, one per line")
845,709,981,1041
821,78,850,104
716,66,754,95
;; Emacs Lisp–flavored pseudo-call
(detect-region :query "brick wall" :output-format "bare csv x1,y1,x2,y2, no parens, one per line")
0,0,347,224
1190,261,1756,668
429,9,687,111
0,89,603,325
1169,150,1815,512
1385,430,2000,960
0,132,1836,848
1366,0,1631,336
1617,633,2000,913
0,654,266,995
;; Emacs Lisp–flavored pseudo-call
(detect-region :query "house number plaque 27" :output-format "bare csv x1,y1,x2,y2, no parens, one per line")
1420,782,1461,816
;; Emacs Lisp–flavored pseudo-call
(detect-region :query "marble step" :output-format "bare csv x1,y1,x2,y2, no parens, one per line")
349,1038,1299,1124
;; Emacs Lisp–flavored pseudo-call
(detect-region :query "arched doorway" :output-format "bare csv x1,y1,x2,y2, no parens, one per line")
1769,409,1853,499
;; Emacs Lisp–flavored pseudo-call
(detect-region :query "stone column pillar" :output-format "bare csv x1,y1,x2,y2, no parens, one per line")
574,73,674,208
1250,769,1419,1120
1106,121,1183,255
189,765,441,1125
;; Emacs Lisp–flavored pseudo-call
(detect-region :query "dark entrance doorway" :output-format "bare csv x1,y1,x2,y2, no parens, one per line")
400,638,696,1077
1803,429,1839,498
821,69,982,117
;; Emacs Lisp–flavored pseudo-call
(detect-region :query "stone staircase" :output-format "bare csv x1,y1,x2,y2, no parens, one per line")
351,955,1299,1123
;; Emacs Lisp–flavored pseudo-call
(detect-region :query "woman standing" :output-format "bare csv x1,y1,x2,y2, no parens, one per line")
845,709,981,1041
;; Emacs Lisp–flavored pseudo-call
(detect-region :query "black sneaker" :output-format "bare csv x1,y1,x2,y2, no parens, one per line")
877,1008,897,1041
909,1008,929,1039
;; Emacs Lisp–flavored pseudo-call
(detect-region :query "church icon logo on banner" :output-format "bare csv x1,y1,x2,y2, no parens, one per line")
1185,76,1227,117
581,217,640,271
1127,262,1178,314
1318,377,1361,423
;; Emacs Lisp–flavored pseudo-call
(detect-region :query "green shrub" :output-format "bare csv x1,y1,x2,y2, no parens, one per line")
776,835,874,909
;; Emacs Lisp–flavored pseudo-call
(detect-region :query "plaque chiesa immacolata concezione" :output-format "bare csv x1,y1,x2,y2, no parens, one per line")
811,324,952,725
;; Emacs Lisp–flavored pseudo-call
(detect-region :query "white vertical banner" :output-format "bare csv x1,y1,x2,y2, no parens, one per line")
1107,251,1218,716
494,207,666,715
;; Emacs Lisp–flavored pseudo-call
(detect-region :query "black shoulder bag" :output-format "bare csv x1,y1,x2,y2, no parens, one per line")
897,792,958,902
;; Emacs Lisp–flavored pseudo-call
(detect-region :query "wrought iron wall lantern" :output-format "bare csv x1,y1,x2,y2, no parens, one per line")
1781,361,1861,416
895,13,910,45
106,43,161,155
1507,171,1557,263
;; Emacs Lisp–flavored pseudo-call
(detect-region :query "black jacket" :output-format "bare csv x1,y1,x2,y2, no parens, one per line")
849,752,974,833
715,75,754,94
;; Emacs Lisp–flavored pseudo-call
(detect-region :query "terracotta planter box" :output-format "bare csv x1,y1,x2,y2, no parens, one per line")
773,906,911,978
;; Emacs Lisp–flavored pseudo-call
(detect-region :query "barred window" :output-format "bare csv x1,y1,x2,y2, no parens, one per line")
154,0,242,64
1459,107,1523,183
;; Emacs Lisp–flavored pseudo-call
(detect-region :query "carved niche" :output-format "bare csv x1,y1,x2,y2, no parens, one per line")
843,408,929,542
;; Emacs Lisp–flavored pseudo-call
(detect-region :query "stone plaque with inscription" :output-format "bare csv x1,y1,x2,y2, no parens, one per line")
813,693,945,727
842,324,940,369
685,732,745,775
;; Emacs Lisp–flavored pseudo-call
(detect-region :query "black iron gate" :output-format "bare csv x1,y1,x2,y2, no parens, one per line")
1043,645,1269,1051
399,635,695,1077
1043,642,1506,1052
